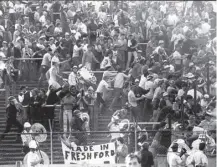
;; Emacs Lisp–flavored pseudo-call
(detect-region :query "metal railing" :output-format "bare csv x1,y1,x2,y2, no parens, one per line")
0,129,215,165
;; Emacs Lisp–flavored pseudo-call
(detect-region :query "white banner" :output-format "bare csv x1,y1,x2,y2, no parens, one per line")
61,142,116,164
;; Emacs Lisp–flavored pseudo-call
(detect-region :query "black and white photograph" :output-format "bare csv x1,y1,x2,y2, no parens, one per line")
0,0,216,167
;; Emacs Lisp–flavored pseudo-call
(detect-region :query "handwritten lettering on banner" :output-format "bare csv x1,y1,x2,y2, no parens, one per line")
61,142,116,164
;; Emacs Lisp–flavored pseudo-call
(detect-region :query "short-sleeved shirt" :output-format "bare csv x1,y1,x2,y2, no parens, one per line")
144,81,155,99
72,45,81,58
139,75,147,90
41,53,51,66
96,80,109,94
167,152,183,167
189,150,208,166
114,73,128,88
128,90,137,107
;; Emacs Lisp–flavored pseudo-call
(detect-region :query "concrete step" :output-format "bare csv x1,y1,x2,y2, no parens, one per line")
0,76,116,165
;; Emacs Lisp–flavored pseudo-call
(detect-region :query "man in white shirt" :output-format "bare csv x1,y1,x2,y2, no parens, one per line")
107,118,121,142
68,66,79,87
128,85,145,121
167,143,185,167
73,30,81,41
18,86,32,123
39,11,48,27
139,69,148,90
98,8,107,24
201,19,211,35
96,76,112,114
109,66,130,111
144,75,155,100
34,7,40,22
186,142,208,167
38,48,52,87
72,40,83,66
177,82,188,100
76,18,87,35
49,37,57,53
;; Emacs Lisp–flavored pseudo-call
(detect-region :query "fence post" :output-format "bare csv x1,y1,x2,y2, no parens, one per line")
134,119,138,152
168,114,172,147
93,103,98,131
49,119,53,164
193,80,197,117
180,96,184,130
206,62,210,95
4,74,9,106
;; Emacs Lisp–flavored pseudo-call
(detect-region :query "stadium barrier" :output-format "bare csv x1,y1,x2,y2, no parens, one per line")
0,128,216,166
1,155,215,167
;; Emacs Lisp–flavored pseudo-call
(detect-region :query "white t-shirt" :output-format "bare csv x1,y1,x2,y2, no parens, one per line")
72,45,81,58
139,75,147,90
76,23,87,34
14,3,24,13
68,72,78,86
100,57,111,70
27,152,41,167
167,14,179,26
201,22,211,34
96,80,109,94
51,56,60,64
98,12,107,24
172,51,182,65
39,15,47,26
128,90,137,107
41,53,52,66
114,73,128,88
187,150,208,167
54,27,62,34
82,44,88,53
182,26,189,34
144,80,155,99
43,3,52,11
50,44,57,53
167,152,183,167
74,31,81,40
177,89,185,99
191,139,203,150
160,4,168,14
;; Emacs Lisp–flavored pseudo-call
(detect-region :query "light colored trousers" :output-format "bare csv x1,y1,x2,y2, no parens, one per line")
63,110,72,137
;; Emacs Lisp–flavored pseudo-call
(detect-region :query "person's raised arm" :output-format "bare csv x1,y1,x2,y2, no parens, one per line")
112,110,119,117
92,53,100,64
122,72,130,79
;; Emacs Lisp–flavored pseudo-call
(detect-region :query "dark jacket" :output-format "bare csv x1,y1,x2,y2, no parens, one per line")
6,104,18,119
21,91,31,106
140,148,154,167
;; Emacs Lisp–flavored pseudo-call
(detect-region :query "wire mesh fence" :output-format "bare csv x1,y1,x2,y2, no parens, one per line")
0,128,216,165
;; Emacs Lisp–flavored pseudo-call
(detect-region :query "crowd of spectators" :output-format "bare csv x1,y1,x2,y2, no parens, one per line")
0,1,216,165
